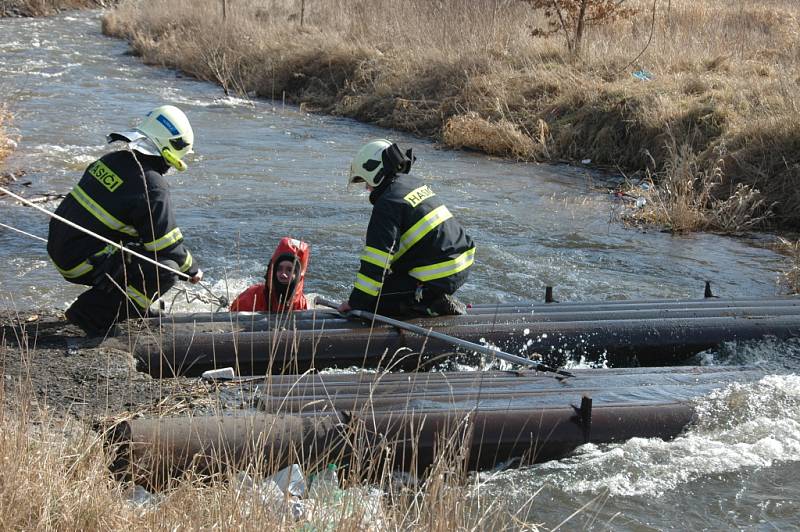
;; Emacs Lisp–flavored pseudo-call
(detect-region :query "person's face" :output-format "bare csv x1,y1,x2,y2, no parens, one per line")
275,260,295,284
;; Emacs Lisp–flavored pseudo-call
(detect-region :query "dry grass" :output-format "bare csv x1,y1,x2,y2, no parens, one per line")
622,134,772,234
101,0,800,230
0,108,11,165
0,330,536,531
778,238,800,294
0,378,532,530
0,0,108,16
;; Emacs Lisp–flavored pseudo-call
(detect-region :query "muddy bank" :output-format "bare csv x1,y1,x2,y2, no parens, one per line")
0,311,248,419
0,0,109,17
101,0,800,230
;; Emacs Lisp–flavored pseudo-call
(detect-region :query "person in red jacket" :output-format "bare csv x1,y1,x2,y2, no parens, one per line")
229,237,310,313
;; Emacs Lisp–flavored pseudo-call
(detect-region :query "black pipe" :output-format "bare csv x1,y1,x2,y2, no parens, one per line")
463,298,800,315
466,296,799,310
106,413,344,491
135,314,800,376
137,297,800,326
257,366,764,413
375,305,800,328
109,401,694,484
141,303,800,335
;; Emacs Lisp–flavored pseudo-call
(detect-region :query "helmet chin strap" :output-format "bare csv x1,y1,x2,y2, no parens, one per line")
161,147,187,171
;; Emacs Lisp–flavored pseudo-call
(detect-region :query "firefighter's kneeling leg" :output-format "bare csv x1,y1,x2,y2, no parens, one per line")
65,286,125,337
119,258,179,319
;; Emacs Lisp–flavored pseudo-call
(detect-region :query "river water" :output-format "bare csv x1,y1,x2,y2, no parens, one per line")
1,11,798,530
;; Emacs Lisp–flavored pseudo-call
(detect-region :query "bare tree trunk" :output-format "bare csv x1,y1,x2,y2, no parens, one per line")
574,0,588,54
551,0,574,52
222,0,227,21
300,0,305,26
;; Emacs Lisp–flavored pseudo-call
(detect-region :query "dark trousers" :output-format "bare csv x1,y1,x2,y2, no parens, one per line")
370,271,464,317
64,250,178,331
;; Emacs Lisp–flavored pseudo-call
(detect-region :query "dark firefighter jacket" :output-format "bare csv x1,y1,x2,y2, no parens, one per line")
47,150,198,282
347,175,475,310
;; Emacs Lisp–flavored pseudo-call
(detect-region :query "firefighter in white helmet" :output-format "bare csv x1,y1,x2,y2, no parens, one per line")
339,139,475,317
47,104,202,336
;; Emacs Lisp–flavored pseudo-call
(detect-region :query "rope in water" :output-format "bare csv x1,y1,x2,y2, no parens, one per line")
0,220,47,243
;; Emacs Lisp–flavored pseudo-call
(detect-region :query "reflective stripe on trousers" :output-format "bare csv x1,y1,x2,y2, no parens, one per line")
409,247,475,282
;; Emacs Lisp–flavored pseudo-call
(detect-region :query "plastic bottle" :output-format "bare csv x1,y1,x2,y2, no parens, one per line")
308,463,341,503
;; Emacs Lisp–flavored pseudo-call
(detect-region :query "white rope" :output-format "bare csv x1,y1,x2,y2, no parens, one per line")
0,185,228,307
0,221,47,242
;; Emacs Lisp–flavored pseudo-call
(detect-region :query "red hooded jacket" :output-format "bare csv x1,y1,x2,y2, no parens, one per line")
230,237,310,313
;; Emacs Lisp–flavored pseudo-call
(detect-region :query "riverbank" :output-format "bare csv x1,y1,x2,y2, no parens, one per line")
0,108,11,168
0,311,526,530
101,0,800,231
0,0,108,17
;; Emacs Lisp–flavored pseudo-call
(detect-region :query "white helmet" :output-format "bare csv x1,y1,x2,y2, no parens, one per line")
108,105,194,171
349,139,415,187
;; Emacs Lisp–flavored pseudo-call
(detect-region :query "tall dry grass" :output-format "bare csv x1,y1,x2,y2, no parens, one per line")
621,133,772,233
101,0,800,229
0,308,541,531
0,377,536,530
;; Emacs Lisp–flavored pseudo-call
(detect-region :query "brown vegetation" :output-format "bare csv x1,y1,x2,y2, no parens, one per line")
778,238,800,294
0,108,11,165
101,0,800,231
621,134,772,233
0,314,536,530
0,0,108,17
0,309,541,529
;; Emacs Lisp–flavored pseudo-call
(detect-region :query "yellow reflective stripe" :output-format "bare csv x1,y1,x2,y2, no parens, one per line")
70,185,139,237
354,272,382,297
50,245,116,279
54,259,93,279
143,227,183,251
360,246,393,269
95,243,116,257
409,247,475,282
179,250,193,273
126,285,151,309
394,205,452,262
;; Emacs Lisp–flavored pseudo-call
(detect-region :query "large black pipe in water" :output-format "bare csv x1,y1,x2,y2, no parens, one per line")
134,312,800,377
257,366,761,414
106,366,764,486
108,403,694,487
158,304,800,332
106,413,344,491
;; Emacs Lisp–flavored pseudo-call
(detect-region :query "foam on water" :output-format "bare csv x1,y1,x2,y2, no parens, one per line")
153,87,254,109
163,276,250,314
486,374,800,498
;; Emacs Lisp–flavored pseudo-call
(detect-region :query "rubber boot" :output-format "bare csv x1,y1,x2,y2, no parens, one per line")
65,293,122,338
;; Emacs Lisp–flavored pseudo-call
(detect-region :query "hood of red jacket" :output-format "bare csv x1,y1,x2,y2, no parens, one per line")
265,237,310,311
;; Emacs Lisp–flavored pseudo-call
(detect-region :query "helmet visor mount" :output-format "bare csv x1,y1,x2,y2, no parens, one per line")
170,136,190,151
